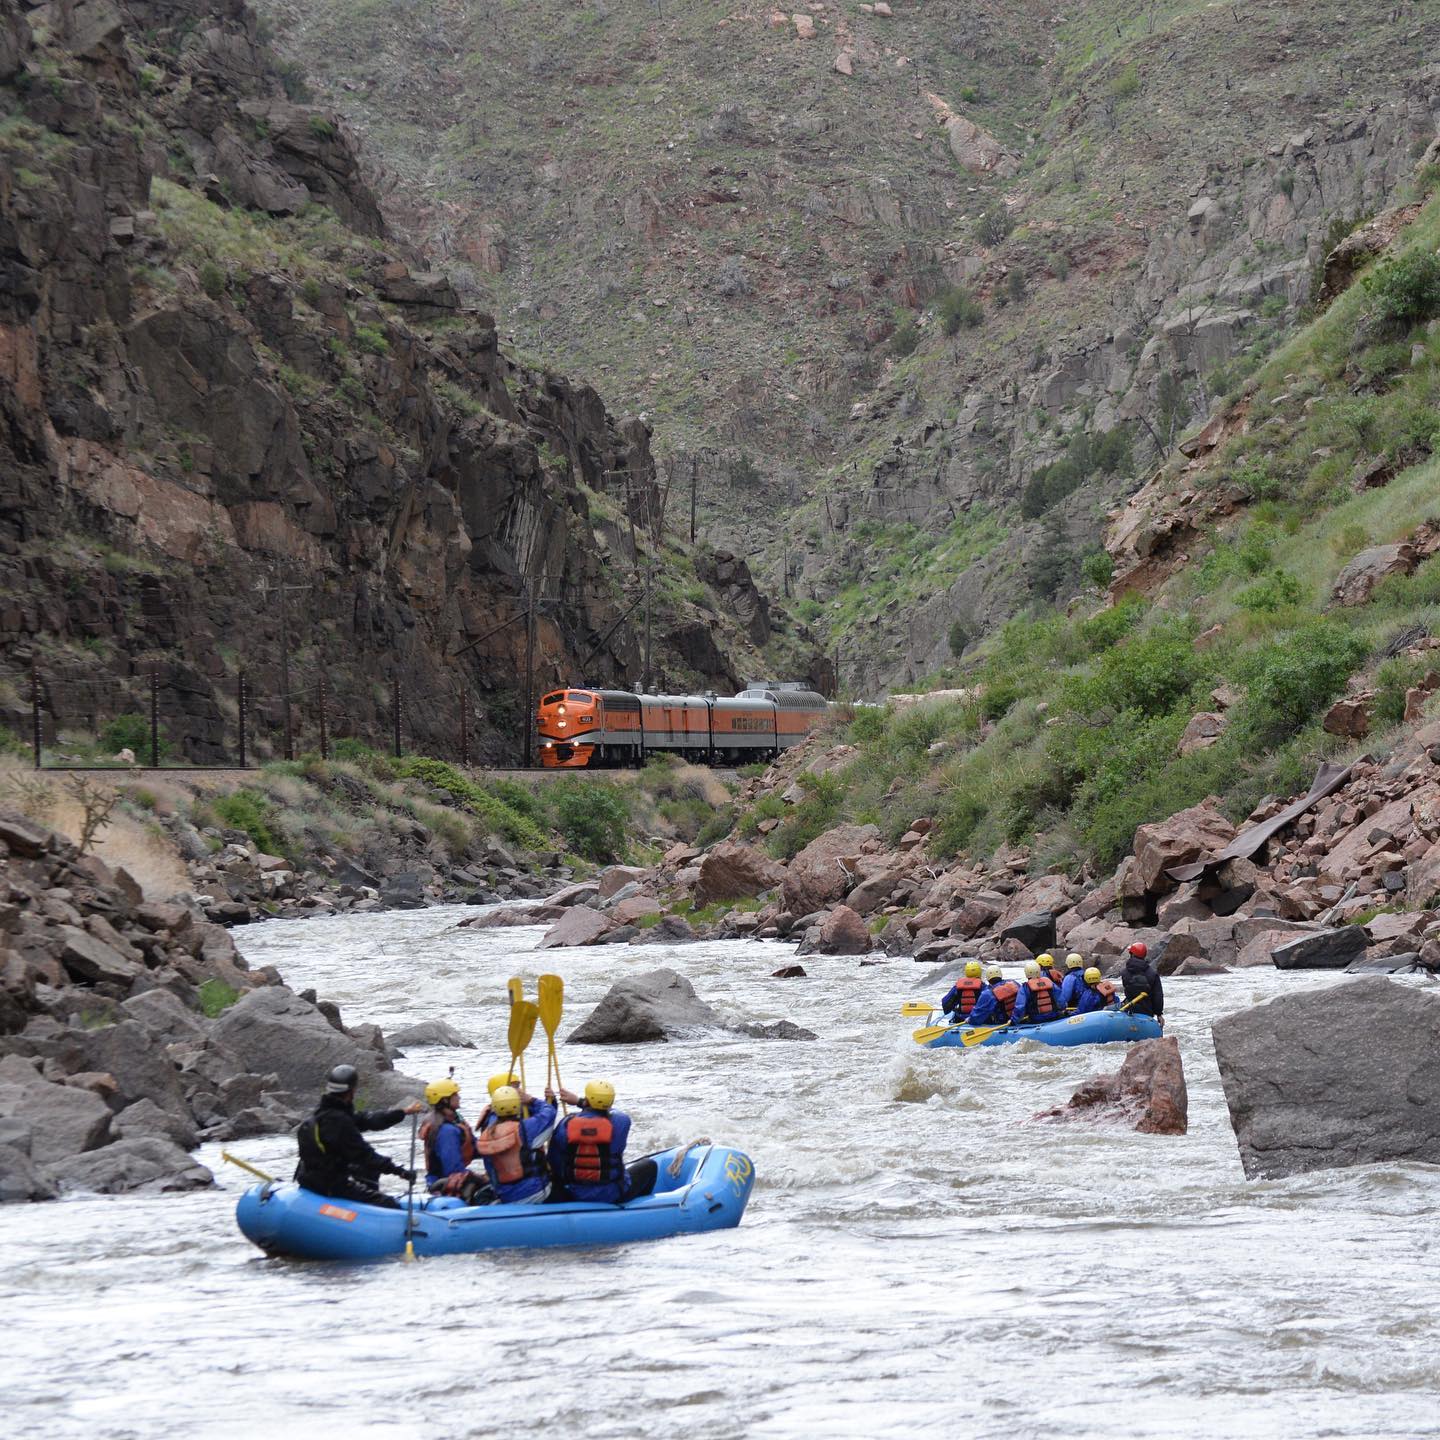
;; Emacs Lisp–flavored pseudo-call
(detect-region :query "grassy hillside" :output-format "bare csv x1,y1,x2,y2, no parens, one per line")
731,181,1440,869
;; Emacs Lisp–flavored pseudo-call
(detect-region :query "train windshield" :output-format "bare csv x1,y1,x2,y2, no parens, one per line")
566,691,593,703
541,693,563,706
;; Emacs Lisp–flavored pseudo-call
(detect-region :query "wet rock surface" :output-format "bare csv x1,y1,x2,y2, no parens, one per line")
1212,979,1440,1178
568,968,815,1044
1036,1037,1188,1135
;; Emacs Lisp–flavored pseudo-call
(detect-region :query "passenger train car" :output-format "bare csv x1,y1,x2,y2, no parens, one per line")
537,682,830,768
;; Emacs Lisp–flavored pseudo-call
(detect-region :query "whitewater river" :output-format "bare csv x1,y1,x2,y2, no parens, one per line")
4,906,1439,1439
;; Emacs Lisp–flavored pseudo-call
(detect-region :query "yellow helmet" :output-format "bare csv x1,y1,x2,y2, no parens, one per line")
1083,967,1102,984
984,964,1003,982
425,1077,459,1107
1065,953,1084,970
1036,953,1055,968
964,960,983,978
1023,960,1040,978
487,1071,518,1097
584,1079,616,1111
490,1085,523,1119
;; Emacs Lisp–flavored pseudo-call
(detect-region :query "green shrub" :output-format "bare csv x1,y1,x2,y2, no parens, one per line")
354,323,390,355
101,713,170,760
393,757,548,850
212,789,280,854
1021,426,1133,518
891,312,920,357
1363,250,1440,326
1232,623,1369,745
551,780,630,862
1080,549,1114,590
937,285,983,335
1110,62,1141,100
308,115,337,140
1078,596,1145,653
1374,655,1431,726
1237,520,1278,576
199,261,226,299
1235,568,1305,613
768,770,844,860
198,978,240,1018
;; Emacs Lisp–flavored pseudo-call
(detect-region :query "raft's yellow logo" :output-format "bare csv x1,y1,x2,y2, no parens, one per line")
724,1154,753,1194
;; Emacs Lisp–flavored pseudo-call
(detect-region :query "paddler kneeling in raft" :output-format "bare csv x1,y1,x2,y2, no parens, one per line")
940,960,987,1024
1036,952,1066,987
420,1075,486,1200
1012,959,1063,1025
1059,952,1088,1012
960,964,1019,1029
548,1079,659,1206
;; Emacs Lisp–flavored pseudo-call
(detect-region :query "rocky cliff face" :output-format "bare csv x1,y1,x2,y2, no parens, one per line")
0,0,798,763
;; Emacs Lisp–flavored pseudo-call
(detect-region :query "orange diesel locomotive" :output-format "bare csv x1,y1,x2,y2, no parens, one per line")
537,682,830,768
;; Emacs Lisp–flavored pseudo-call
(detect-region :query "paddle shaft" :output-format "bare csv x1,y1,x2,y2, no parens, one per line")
403,1114,419,1262
221,1150,275,1183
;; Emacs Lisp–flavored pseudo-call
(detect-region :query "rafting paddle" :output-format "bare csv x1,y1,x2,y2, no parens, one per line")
507,999,540,1100
901,1001,938,1018
921,990,1152,1049
538,973,565,1109
402,1114,420,1263
221,1151,275,1183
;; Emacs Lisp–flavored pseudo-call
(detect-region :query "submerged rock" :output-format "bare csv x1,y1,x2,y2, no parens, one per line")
568,968,814,1043
1036,1037,1188,1134
48,1137,214,1195
387,1019,477,1051
1212,978,1440,1178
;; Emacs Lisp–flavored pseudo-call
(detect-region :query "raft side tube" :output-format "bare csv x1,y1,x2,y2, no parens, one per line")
920,1009,1163,1050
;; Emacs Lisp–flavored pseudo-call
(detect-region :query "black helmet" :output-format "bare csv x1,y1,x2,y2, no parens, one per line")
325,1063,359,1093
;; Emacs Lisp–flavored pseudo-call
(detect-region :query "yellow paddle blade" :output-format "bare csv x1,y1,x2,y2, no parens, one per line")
507,999,540,1058
538,974,564,1037
912,1024,950,1043
507,976,524,1009
961,1022,1009,1047
900,1002,937,1017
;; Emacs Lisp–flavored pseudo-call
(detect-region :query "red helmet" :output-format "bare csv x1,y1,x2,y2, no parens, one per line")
1127,942,1148,959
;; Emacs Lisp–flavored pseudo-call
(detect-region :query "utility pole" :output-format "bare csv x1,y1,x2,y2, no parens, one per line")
278,581,294,761
459,692,469,769
30,659,41,769
689,455,698,545
237,670,248,769
392,675,403,759
149,666,160,768
317,668,328,761
523,573,537,767
642,555,654,694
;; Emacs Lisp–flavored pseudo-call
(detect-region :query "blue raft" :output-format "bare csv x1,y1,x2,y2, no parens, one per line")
235,1143,755,1262
921,1009,1162,1050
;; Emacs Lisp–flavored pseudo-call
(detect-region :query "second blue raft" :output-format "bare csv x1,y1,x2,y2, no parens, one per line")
921,1009,1162,1050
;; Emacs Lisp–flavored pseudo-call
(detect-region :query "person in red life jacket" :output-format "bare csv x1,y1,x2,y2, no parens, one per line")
1035,952,1066,987
1073,966,1119,1015
420,1077,478,1197
1013,959,1063,1024
940,960,987,1023
962,964,1019,1028
549,1079,658,1205
1121,942,1164,1027
471,1084,560,1204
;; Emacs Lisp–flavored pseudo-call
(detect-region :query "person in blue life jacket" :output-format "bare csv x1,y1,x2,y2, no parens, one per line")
1035,952,1066,987
471,1083,565,1204
1013,959,1063,1024
963,964,1019,1029
1059,953,1088,1011
1073,966,1119,1015
549,1079,659,1205
420,1076,477,1197
941,960,987,1023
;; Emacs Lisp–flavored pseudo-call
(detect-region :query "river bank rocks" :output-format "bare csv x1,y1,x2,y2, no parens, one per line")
0,809,419,1202
568,969,816,1043
1212,978,1440,1178
1036,1037,1188,1135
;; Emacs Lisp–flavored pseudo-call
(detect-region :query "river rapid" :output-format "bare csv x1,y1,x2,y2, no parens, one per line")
4,905,1439,1439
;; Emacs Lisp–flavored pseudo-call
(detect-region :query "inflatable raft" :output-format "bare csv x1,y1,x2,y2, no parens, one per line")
920,1009,1162,1050
235,1143,755,1262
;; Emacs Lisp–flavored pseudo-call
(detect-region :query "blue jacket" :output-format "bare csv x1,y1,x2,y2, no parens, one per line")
1074,980,1115,1015
1059,970,1087,1011
1013,979,1062,1025
964,984,1006,1029
479,1100,556,1202
550,1107,633,1204
425,1115,472,1188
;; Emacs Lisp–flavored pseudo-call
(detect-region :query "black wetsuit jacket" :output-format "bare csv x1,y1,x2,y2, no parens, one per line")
295,1092,409,1196
1121,956,1164,1018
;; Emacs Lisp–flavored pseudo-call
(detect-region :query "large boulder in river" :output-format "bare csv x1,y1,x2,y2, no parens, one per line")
0,1055,112,1163
1212,978,1440,1178
210,987,420,1106
796,904,873,956
387,1019,476,1051
1270,926,1367,970
1036,1037,1188,1134
781,823,879,917
694,842,786,906
568,969,725,1043
568,968,815,1043
537,907,614,949
47,1137,213,1195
